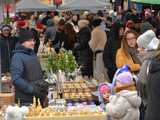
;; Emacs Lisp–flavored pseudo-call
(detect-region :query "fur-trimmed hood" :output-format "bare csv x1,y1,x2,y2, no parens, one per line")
78,19,89,30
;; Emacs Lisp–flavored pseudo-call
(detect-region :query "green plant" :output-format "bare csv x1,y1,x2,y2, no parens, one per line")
3,17,11,24
46,49,77,73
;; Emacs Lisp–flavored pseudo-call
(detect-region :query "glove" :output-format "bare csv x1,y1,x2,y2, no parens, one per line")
32,84,48,99
33,80,50,91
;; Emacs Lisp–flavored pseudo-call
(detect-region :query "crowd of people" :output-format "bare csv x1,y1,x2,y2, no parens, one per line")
0,8,160,120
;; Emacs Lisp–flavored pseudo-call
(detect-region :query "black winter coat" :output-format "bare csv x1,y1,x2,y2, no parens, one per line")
145,59,160,120
103,21,124,80
53,31,65,53
74,27,93,66
63,34,76,51
74,27,93,76
11,44,45,106
44,26,57,44
103,31,121,80
0,35,17,73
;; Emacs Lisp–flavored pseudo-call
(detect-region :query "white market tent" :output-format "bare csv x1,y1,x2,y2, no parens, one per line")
16,0,55,12
59,0,111,12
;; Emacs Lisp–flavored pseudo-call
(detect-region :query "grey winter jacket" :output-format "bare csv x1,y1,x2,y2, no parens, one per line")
138,51,156,105
138,51,156,83
145,58,160,120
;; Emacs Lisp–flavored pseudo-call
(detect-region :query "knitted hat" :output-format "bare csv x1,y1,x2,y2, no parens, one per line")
137,30,159,51
78,20,89,29
18,30,34,44
36,23,44,30
0,24,12,31
126,20,134,29
140,22,153,34
115,65,133,85
97,10,104,17
83,11,90,16
17,20,26,28
91,19,102,27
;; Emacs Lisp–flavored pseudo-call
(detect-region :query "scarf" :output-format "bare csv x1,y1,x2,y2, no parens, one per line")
128,47,141,65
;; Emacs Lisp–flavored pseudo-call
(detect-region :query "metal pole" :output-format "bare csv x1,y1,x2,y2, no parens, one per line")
0,0,2,93
2,0,5,19
13,0,15,15
0,43,1,93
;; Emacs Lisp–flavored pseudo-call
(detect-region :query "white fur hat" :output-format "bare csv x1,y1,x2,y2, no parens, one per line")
78,20,89,29
137,30,159,51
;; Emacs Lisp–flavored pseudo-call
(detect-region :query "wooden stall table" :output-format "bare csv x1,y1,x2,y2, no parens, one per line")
24,114,107,120
0,93,15,108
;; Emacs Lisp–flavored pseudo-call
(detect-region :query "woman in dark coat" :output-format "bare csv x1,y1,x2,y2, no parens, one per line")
74,20,93,77
103,21,124,81
53,19,65,53
0,24,17,73
63,23,77,51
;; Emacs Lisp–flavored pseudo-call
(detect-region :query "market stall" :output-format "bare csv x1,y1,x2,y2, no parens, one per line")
24,96,107,120
0,49,105,120
24,115,106,120
0,95,107,120
59,0,111,12
0,73,14,108
16,0,56,12
131,0,160,4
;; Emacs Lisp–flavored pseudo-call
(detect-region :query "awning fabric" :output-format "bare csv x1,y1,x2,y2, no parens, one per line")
59,0,111,12
16,0,55,12
131,0,160,5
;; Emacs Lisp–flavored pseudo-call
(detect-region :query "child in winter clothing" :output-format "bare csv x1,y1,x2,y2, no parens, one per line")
98,83,112,104
98,83,112,120
106,65,141,120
